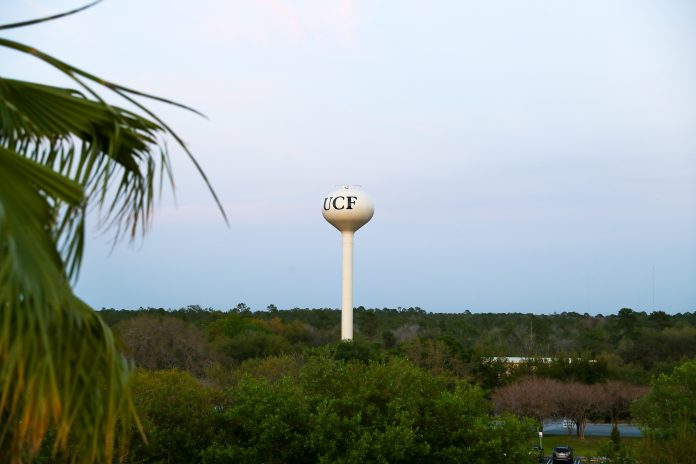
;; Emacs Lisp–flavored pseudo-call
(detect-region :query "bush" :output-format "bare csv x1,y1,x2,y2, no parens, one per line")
127,369,217,463
203,376,311,464
633,357,696,464
203,355,535,464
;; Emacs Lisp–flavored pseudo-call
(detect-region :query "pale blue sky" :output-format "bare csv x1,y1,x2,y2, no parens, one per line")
2,0,695,314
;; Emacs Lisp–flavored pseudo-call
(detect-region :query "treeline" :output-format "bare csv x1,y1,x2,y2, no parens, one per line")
99,305,696,386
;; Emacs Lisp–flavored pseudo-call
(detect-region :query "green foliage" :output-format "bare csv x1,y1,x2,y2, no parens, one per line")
632,358,696,464
128,369,217,464
303,356,513,463
203,376,311,464
97,305,696,395
198,355,536,464
53,302,696,462
635,431,696,464
99,305,696,387
381,330,397,348
422,393,534,464
357,310,379,339
209,313,296,362
328,339,383,363
0,2,226,460
210,312,269,339
540,356,609,384
597,439,638,464
398,337,470,378
633,357,696,438
219,331,294,361
619,326,696,370
239,354,305,381
616,308,639,340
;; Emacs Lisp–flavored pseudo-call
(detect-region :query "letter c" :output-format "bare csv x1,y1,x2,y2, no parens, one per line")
332,196,346,210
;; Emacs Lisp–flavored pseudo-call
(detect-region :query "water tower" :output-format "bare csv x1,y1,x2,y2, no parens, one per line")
322,186,374,340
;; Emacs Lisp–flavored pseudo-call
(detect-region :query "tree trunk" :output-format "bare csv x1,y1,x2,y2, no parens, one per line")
575,417,586,439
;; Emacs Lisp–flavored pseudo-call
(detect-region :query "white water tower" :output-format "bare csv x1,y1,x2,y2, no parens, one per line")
322,186,374,340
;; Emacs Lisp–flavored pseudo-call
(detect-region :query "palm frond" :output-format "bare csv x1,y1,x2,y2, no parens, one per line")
17,36,229,230
0,1,102,31
0,36,228,237
0,146,75,301
0,146,137,462
0,77,172,278
0,10,226,461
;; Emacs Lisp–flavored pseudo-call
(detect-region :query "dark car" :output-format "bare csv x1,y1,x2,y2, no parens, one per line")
553,445,573,463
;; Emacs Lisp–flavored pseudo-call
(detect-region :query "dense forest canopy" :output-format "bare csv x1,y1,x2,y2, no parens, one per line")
99,305,696,385
26,305,695,462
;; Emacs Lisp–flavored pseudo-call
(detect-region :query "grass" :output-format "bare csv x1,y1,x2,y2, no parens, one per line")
527,435,643,457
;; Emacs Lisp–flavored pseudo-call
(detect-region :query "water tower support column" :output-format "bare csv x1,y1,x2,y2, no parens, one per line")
322,186,374,342
341,231,354,340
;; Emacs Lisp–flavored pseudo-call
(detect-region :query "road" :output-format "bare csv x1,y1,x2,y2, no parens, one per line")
542,460,584,464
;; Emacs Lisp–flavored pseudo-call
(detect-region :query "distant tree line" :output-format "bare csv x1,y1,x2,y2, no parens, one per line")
33,305,688,463
99,305,696,386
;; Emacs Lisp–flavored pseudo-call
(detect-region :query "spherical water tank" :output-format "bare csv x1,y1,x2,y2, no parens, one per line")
322,186,374,232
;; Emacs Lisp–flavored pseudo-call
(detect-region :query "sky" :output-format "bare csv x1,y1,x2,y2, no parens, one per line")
2,0,695,314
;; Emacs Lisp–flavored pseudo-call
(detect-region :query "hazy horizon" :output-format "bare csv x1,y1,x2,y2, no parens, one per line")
95,305,688,319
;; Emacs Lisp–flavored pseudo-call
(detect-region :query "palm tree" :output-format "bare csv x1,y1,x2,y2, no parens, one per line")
0,2,225,462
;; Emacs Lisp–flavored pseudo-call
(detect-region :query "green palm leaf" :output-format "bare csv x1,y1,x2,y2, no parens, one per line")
0,147,136,462
0,2,226,462
0,36,226,231
0,77,169,279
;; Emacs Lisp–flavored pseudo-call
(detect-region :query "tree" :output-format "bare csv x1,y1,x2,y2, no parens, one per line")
114,315,217,376
597,381,648,431
0,3,223,461
492,377,562,423
127,369,218,464
382,330,397,349
203,376,312,464
209,313,295,362
357,310,378,339
559,383,600,439
615,308,640,342
632,358,696,464
633,357,696,438
232,303,252,314
297,355,534,464
493,378,639,440
398,338,469,377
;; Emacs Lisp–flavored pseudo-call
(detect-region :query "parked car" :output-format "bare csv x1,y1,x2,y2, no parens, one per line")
552,445,574,463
